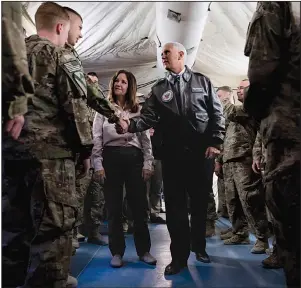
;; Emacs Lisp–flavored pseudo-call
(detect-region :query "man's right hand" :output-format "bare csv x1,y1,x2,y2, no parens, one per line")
115,118,129,134
5,115,25,140
252,160,261,174
93,169,106,182
214,162,223,178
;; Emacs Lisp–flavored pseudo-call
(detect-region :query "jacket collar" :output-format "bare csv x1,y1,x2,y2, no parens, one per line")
166,65,192,84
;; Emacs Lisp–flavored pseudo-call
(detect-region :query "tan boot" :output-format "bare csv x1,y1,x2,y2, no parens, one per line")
220,230,233,240
224,233,250,245
251,239,269,254
206,221,216,237
87,226,108,246
220,227,232,235
262,250,283,269
66,275,78,288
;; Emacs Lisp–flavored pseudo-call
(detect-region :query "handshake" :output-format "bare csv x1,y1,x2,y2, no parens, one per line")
115,115,130,134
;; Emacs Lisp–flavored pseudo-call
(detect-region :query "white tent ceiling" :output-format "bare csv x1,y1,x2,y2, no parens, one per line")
23,1,256,96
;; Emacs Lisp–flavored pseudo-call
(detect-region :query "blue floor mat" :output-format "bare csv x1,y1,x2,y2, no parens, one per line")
71,217,285,288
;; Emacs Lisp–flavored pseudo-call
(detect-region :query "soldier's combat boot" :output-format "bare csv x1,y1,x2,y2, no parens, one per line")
262,248,283,269
220,228,233,240
67,275,78,288
224,232,250,245
251,239,269,254
87,226,108,246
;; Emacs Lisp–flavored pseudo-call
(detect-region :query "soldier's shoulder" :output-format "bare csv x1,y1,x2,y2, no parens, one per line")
25,35,62,60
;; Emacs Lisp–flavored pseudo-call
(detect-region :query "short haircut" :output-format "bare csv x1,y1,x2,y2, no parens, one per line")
63,6,83,22
217,86,232,93
87,72,98,78
164,42,187,61
35,2,70,31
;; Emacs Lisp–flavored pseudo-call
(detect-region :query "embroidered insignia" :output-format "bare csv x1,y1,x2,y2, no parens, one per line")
162,90,173,102
73,71,87,96
64,60,81,73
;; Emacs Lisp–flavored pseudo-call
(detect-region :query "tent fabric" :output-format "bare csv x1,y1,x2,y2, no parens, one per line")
23,2,256,95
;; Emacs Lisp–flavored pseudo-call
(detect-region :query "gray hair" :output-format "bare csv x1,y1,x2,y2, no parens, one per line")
164,41,187,62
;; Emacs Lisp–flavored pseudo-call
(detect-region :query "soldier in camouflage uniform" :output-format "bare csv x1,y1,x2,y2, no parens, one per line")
244,3,300,286
3,3,87,287
63,7,125,250
2,2,35,287
214,87,232,228
218,81,269,254
253,131,283,270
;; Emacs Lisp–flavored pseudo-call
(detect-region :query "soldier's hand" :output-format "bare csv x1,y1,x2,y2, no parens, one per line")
93,169,106,182
214,162,223,178
142,169,153,181
77,158,91,179
205,147,220,159
115,119,129,134
252,160,261,174
5,115,25,140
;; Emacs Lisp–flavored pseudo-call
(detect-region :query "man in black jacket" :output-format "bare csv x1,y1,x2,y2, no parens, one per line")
116,42,225,275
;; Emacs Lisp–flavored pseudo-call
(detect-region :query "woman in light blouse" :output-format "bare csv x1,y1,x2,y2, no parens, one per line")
91,70,156,268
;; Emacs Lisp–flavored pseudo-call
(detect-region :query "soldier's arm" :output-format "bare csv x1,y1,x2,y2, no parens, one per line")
252,131,263,163
128,91,160,133
221,100,250,123
28,48,93,157
2,2,34,120
58,67,93,158
243,2,289,116
207,79,225,148
86,78,121,123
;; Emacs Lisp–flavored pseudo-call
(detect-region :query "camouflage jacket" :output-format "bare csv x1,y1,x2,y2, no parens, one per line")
65,44,120,124
2,2,34,120
220,100,259,163
244,2,300,146
14,35,94,159
253,131,266,164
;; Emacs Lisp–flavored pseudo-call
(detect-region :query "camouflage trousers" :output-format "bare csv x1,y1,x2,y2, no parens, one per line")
264,140,300,288
84,175,106,230
217,177,228,216
75,170,92,228
2,158,77,288
223,158,268,239
207,187,218,222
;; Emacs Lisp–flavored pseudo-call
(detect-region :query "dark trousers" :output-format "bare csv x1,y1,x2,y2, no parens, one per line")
103,146,151,257
162,147,213,264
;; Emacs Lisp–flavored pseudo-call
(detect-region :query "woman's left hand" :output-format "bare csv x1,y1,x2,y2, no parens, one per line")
142,169,153,181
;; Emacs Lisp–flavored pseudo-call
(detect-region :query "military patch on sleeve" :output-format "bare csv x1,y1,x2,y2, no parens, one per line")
73,71,87,96
64,60,82,73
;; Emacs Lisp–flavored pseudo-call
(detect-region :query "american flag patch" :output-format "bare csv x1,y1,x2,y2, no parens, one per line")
64,60,81,73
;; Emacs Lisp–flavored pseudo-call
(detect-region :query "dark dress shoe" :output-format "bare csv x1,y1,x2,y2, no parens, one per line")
164,261,187,275
196,251,210,263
